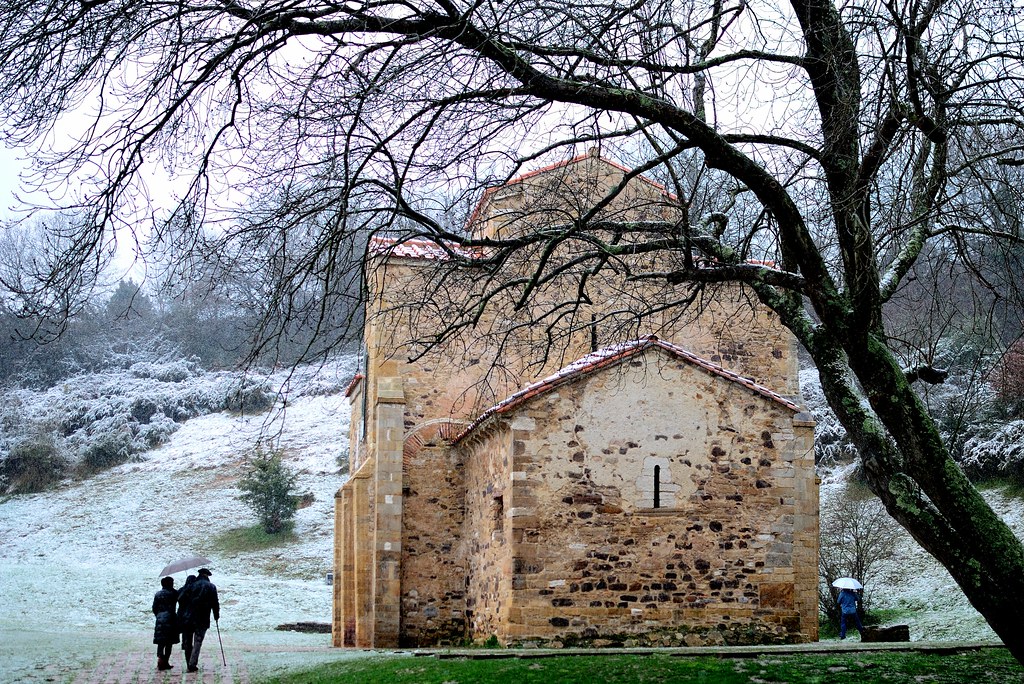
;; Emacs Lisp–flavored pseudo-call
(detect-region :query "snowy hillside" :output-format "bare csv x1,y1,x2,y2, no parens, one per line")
0,357,358,681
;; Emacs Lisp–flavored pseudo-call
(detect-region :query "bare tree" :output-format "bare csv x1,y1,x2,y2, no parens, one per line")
2,0,1024,660
0,212,104,336
819,487,899,629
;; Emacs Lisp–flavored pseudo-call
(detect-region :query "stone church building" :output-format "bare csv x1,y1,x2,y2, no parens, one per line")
332,152,818,648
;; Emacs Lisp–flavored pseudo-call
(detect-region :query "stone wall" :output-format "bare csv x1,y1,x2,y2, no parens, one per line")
331,457,376,647
459,349,817,645
365,256,800,426
471,151,677,241
460,424,515,641
359,159,800,433
340,288,812,647
400,443,468,646
370,379,405,646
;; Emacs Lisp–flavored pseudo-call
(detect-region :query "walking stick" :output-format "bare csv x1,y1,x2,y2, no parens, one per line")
215,618,227,666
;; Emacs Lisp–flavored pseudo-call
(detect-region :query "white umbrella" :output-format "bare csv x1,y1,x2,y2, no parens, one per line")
159,555,212,576
832,577,863,590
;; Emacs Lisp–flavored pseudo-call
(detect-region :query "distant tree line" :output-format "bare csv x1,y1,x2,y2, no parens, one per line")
3,278,243,385
0,213,364,388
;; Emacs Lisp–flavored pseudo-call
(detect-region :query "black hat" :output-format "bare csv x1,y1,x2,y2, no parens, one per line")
198,568,213,576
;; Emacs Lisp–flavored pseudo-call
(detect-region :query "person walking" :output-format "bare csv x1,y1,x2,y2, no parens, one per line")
176,574,197,667
152,577,179,671
177,568,220,673
838,587,865,640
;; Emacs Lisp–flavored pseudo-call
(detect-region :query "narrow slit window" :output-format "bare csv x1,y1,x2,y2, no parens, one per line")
493,494,504,532
653,465,661,509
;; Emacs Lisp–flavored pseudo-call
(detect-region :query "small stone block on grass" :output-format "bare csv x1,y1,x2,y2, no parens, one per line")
861,625,910,642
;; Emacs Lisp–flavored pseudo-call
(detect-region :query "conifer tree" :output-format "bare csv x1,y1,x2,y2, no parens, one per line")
238,450,299,534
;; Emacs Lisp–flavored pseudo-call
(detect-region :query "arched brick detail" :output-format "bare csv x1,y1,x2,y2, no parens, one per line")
403,418,469,470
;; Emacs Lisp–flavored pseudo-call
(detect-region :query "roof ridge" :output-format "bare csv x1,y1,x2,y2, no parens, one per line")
368,235,482,260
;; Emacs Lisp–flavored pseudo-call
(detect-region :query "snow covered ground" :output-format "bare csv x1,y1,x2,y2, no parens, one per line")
1,357,1022,683
0,358,360,683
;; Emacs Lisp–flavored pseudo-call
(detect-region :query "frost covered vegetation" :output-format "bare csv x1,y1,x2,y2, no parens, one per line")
802,334,1024,486
0,356,357,684
0,275,358,494
0,360,276,493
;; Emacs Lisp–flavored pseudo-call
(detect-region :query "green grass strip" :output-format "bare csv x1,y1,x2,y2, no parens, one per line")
257,649,1023,684
208,524,297,553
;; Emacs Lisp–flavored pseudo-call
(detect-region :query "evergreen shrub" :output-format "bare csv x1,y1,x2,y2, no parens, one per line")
238,449,299,533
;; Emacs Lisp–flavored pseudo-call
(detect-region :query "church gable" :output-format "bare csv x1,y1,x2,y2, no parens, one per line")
467,150,678,241
450,339,817,646
455,335,800,446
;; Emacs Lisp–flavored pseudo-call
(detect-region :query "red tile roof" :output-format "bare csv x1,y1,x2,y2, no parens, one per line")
371,233,782,275
452,335,801,444
344,374,364,397
368,236,482,261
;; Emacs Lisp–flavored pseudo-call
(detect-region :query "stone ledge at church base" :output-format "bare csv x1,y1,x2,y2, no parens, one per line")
493,624,804,650
405,641,1004,660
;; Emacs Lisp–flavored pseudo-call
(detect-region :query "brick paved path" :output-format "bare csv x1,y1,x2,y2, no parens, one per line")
71,648,250,684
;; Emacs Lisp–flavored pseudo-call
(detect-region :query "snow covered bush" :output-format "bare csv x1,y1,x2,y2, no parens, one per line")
960,420,1024,485
1,431,70,494
294,377,345,397
913,336,1024,482
136,413,179,448
914,348,997,462
77,419,135,473
0,364,279,488
801,335,1024,483
220,377,274,414
129,359,199,383
800,368,858,465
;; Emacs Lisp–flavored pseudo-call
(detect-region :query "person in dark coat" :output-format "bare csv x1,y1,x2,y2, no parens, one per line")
176,574,197,666
177,567,220,672
152,576,179,670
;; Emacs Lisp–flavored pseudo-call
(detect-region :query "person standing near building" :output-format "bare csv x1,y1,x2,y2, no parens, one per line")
838,587,864,640
177,568,220,672
152,577,179,670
